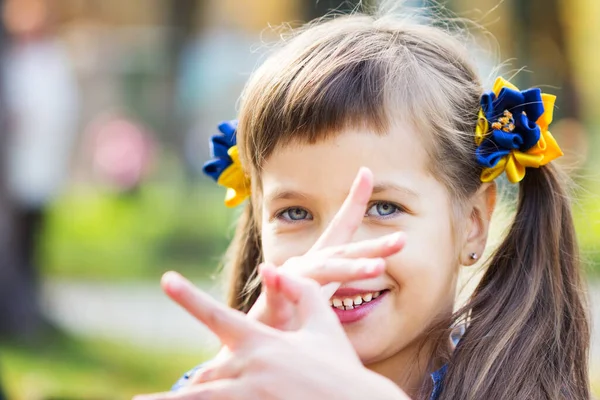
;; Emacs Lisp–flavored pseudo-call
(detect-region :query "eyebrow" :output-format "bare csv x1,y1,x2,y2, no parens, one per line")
265,189,312,204
265,181,419,204
372,181,420,198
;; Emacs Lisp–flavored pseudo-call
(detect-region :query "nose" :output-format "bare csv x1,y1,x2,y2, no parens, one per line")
317,209,373,248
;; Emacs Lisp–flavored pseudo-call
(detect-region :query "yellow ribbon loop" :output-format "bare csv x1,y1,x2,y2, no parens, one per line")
217,146,251,207
475,109,488,146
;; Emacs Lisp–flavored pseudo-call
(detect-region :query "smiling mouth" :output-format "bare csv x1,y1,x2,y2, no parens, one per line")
329,289,389,310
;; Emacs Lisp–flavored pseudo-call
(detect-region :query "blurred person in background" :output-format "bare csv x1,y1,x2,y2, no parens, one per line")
0,0,10,395
0,0,78,338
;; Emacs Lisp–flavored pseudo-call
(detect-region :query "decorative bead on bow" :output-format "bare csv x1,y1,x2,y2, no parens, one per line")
475,77,563,183
202,120,251,207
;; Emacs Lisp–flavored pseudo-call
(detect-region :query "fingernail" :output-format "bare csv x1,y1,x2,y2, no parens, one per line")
354,167,372,184
387,232,403,247
161,271,182,292
359,166,372,176
364,259,384,274
259,262,276,275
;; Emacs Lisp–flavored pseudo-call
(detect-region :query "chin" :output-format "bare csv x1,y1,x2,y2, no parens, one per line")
345,317,421,368
345,326,394,364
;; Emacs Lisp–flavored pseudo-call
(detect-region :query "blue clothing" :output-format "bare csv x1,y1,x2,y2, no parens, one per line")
172,363,448,399
429,364,448,400
172,365,203,391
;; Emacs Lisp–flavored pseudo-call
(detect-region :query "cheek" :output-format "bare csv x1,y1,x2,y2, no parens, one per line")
386,214,459,313
261,227,315,266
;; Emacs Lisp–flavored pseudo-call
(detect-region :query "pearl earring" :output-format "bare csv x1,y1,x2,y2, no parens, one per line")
469,252,478,260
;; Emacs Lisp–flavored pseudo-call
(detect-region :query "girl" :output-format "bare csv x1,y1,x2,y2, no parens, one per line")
137,4,591,400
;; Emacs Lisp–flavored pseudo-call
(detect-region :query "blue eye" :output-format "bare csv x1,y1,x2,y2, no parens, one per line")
279,207,313,222
366,202,401,218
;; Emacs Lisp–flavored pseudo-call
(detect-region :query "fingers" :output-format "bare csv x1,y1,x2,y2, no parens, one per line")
322,231,405,259
134,380,241,400
311,167,373,250
284,256,386,285
251,252,390,330
260,265,340,331
162,271,267,349
258,263,297,329
245,279,296,330
321,282,341,300
252,255,385,330
190,358,244,386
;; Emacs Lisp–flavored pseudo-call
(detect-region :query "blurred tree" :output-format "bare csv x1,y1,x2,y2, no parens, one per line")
167,0,201,152
514,0,580,120
167,0,199,61
514,0,587,167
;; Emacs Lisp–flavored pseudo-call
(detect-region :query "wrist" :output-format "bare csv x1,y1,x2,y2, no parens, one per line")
360,369,412,400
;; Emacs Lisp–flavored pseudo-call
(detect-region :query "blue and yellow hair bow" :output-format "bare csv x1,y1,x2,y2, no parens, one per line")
475,77,563,183
203,120,250,207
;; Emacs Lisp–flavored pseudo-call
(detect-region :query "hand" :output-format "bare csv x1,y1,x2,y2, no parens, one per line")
134,268,409,400
249,233,404,331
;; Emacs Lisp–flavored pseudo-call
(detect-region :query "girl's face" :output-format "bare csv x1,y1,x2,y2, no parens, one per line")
259,126,462,366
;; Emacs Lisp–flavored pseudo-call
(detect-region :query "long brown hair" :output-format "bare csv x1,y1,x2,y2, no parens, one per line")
440,164,590,399
219,5,590,399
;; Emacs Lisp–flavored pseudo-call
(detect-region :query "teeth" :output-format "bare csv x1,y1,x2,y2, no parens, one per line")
330,291,384,309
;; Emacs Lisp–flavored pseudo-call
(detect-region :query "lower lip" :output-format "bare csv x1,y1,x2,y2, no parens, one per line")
332,291,388,324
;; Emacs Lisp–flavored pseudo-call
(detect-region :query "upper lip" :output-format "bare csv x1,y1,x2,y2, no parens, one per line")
332,287,388,297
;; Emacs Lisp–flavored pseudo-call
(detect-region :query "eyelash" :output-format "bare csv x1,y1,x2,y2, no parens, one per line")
274,201,405,224
275,207,314,223
365,201,405,219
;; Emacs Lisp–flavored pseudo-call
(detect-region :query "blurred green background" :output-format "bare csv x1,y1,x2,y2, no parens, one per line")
0,0,598,399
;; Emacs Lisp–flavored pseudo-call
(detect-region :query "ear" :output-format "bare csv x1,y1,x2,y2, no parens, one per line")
461,182,497,266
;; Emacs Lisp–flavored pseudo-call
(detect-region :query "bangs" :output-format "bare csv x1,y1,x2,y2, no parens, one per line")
275,58,389,143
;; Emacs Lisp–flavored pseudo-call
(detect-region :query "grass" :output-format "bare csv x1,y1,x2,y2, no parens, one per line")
39,181,237,282
0,334,211,400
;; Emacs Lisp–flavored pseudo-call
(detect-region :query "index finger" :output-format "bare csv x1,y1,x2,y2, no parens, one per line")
162,271,266,349
311,167,373,251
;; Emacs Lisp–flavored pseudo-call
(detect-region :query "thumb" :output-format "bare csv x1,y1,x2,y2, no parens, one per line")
260,264,341,332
